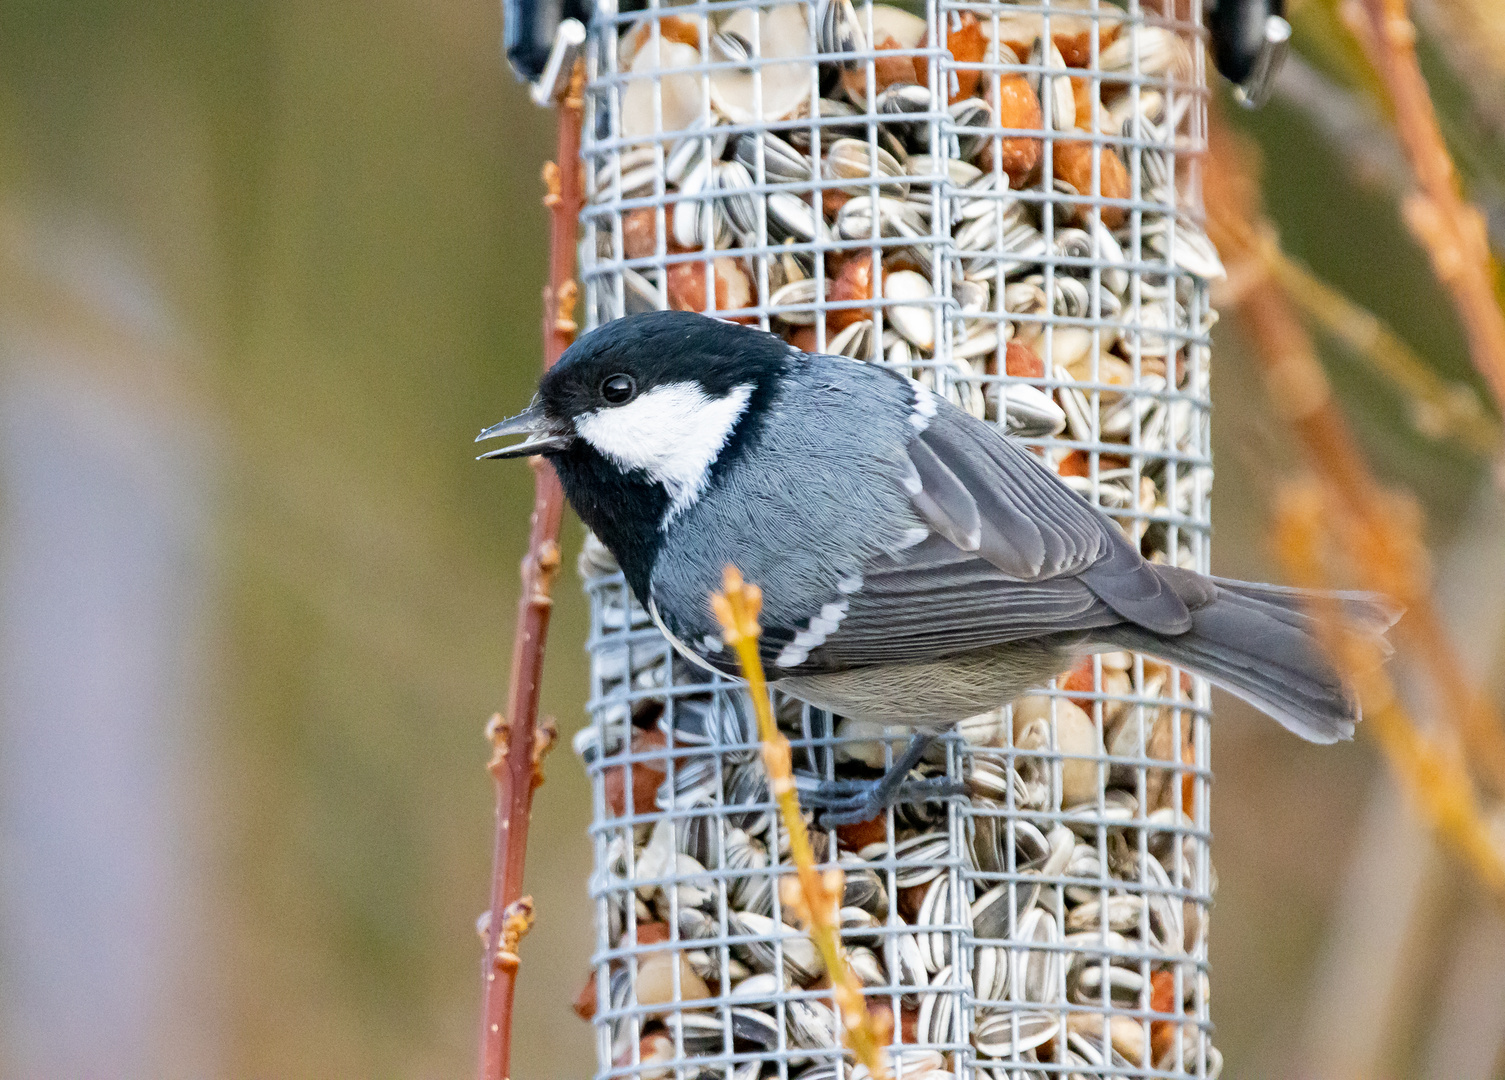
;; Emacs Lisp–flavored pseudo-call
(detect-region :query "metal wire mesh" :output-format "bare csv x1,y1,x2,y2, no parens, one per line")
572,1,1221,1076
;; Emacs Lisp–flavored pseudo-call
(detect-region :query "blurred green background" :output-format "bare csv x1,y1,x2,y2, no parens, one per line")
1,2,1502,1078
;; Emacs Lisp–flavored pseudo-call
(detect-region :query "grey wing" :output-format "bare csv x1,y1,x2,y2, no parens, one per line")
778,392,1210,673
796,538,1122,668
911,398,1203,631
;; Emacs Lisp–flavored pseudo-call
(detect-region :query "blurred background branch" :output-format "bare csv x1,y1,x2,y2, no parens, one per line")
1206,112,1505,804
1206,68,1505,1070
1343,0,1505,413
1266,248,1500,454
1271,479,1505,910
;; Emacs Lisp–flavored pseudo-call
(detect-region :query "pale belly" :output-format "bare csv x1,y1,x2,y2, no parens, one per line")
777,640,1075,726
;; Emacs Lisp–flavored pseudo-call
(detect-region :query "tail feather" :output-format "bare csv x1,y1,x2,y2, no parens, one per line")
1098,576,1400,744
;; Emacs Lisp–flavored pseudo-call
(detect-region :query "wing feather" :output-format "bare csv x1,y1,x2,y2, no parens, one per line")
906,436,982,551
915,404,1194,634
802,570,1118,666
753,381,1205,676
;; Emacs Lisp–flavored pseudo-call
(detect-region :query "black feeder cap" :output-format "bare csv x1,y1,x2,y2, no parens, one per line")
1208,0,1285,86
505,0,594,84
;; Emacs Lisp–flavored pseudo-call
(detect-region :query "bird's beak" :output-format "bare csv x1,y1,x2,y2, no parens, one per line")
474,401,574,459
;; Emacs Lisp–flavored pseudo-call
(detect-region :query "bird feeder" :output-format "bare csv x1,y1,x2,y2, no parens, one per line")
509,0,1284,1074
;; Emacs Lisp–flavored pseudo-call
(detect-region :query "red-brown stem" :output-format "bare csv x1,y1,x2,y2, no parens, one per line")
478,69,583,1080
1349,0,1505,415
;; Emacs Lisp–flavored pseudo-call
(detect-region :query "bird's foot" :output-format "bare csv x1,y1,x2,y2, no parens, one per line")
802,773,965,827
798,732,964,827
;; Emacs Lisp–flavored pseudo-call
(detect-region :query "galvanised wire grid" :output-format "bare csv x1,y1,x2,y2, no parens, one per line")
571,1,1222,1077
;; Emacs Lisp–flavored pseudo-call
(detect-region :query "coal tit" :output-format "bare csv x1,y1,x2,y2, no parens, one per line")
480,311,1394,822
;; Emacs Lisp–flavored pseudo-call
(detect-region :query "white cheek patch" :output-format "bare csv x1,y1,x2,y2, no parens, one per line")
575,381,754,519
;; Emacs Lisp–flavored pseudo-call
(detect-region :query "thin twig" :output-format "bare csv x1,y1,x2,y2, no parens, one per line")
477,63,584,1080
1273,53,1410,195
1414,0,1505,142
1273,482,1505,911
711,566,894,1080
1262,248,1501,454
1343,0,1505,415
1288,3,1505,261
1205,114,1505,801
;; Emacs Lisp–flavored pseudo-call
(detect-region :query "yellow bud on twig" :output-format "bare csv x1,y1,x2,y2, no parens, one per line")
712,564,893,1080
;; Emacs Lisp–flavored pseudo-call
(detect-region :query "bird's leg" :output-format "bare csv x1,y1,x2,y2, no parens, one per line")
800,731,964,827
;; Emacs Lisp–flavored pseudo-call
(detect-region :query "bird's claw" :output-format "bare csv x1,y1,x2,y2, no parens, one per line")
804,774,965,828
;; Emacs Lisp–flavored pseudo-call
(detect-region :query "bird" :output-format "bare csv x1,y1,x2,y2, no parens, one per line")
478,310,1396,823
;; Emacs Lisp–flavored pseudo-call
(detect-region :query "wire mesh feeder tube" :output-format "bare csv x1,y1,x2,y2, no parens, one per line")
572,0,1222,1077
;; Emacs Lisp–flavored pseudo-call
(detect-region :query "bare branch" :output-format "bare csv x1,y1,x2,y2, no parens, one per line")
477,62,584,1080
1343,0,1505,416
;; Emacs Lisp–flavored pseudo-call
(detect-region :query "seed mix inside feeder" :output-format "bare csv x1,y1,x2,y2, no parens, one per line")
575,1,1219,1077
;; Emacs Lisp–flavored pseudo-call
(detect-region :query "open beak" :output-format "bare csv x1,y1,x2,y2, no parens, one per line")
474,401,574,459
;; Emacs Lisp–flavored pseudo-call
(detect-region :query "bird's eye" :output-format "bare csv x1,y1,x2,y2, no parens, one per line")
601,374,637,405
